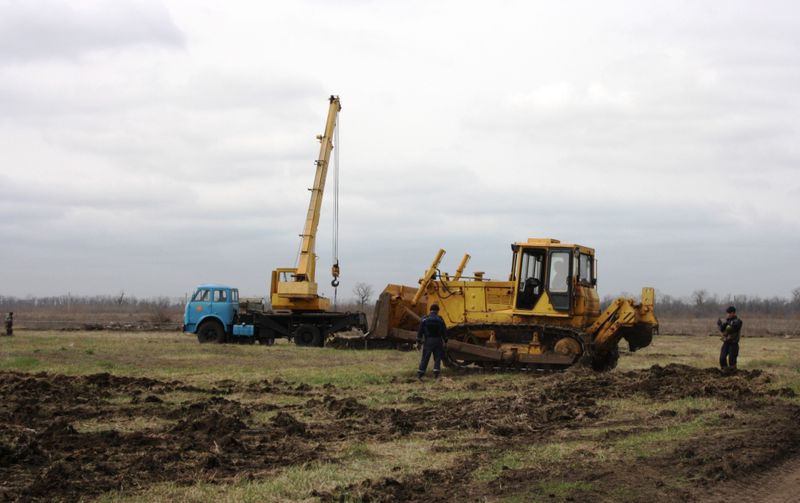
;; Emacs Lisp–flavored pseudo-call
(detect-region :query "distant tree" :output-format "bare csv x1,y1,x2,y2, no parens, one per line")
116,290,126,306
792,287,800,308
352,283,374,311
150,296,174,323
691,289,707,307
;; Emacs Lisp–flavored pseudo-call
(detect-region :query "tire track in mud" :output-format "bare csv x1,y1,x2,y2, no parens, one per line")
700,455,800,503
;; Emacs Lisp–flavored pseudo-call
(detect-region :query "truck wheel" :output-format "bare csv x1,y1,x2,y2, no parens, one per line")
312,329,326,347
294,325,319,346
197,322,225,344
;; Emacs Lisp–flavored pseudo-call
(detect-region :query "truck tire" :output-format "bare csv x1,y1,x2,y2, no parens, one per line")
294,325,318,347
312,329,326,347
197,321,225,344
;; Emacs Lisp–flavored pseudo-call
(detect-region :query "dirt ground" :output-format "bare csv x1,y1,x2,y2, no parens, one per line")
2,354,799,502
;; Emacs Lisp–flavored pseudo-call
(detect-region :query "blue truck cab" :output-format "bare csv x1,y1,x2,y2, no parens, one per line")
184,284,250,343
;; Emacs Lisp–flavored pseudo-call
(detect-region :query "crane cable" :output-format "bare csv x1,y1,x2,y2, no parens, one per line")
331,114,340,308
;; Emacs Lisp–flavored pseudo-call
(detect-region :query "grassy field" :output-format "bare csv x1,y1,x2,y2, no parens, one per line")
3,329,799,389
1,330,799,502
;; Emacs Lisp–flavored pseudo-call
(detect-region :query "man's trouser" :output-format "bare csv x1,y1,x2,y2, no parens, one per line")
418,337,444,376
720,341,739,368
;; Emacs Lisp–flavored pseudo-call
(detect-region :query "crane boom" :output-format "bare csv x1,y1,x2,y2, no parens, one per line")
270,95,341,312
296,95,341,281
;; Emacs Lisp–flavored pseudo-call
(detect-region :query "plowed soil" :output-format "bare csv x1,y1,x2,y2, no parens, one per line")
1,364,799,501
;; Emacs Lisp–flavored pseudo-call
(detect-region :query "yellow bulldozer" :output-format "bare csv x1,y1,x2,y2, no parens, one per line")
363,238,658,371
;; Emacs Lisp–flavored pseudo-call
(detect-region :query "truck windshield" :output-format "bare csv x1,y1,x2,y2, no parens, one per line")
193,289,210,302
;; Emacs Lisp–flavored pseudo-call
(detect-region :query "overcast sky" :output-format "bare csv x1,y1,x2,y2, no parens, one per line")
1,0,799,302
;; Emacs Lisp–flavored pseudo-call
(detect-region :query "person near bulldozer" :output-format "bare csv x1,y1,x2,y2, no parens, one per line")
717,306,742,370
4,312,12,337
416,303,447,380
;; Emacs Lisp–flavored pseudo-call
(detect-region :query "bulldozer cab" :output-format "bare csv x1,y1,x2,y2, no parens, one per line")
511,239,597,317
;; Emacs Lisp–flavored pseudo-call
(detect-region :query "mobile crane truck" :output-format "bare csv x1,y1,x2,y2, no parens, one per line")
183,96,368,346
355,238,658,371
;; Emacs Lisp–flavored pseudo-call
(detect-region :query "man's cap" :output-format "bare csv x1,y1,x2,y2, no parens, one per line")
726,306,736,313
430,303,440,311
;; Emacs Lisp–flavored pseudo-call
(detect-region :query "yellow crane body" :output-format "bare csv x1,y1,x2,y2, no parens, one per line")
271,96,341,312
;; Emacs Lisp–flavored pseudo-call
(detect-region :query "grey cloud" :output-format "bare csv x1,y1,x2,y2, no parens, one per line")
2,1,799,299
0,0,183,62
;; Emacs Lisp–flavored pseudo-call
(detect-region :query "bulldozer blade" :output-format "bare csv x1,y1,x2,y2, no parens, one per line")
369,291,392,339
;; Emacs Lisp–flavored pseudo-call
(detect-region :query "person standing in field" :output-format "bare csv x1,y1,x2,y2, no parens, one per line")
416,303,447,380
4,312,12,337
717,306,742,370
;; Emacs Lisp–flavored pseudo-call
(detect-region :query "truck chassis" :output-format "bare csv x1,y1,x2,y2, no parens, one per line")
196,310,368,347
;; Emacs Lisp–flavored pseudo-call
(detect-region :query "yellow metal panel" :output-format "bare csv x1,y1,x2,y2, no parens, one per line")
276,281,318,297
437,291,465,326
271,294,329,311
464,284,487,313
517,291,570,318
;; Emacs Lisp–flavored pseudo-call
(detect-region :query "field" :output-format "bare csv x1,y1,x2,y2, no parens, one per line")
1,326,800,502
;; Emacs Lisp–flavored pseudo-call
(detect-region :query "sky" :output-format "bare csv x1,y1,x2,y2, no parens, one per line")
1,0,799,302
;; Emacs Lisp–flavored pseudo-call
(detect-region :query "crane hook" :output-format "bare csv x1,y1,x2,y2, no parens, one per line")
331,260,340,288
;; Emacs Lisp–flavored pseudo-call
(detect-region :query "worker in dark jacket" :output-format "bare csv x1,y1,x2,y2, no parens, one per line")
416,303,447,380
717,306,743,370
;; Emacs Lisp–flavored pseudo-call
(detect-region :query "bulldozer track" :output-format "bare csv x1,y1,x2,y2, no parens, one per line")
443,323,588,371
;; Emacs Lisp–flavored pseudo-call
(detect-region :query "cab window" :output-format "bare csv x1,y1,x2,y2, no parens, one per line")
232,289,239,302
578,253,593,284
193,289,210,302
516,249,544,309
213,289,228,302
548,251,570,293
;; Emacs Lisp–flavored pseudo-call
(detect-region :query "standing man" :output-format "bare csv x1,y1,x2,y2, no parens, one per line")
416,303,447,380
4,312,12,337
717,306,742,370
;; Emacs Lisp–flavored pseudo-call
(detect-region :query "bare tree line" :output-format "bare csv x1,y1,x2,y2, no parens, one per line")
604,288,800,316
3,285,799,318
0,293,183,312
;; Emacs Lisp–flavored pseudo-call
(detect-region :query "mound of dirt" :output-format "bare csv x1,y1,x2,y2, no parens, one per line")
271,411,307,435
316,457,481,503
323,396,368,418
0,371,323,502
